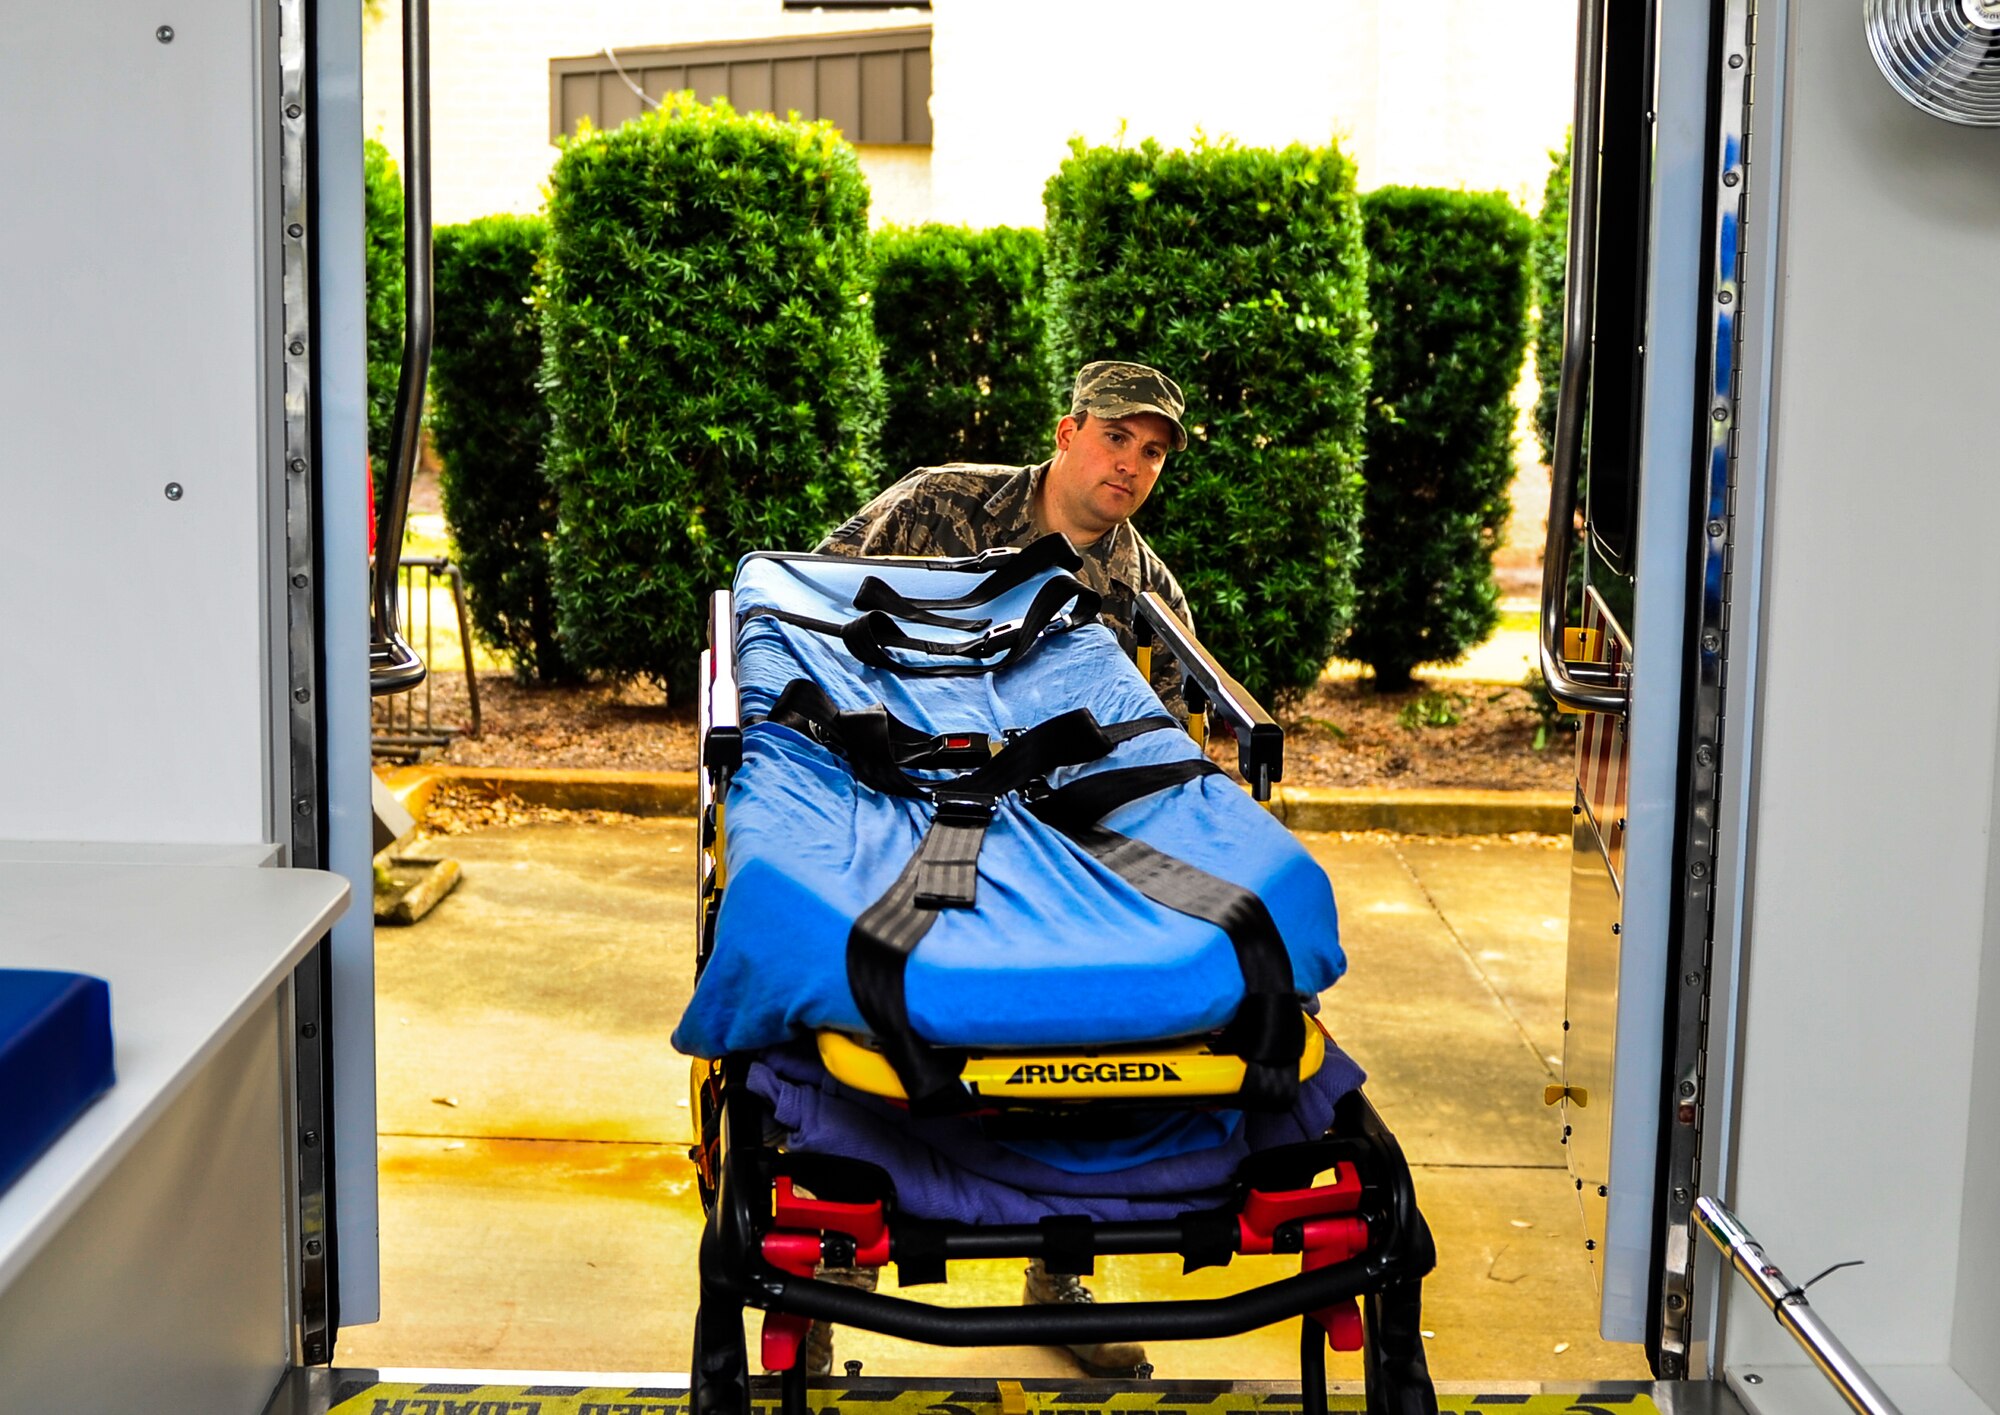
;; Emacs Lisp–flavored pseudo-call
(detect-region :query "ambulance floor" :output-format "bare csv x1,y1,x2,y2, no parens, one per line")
339,818,1649,1384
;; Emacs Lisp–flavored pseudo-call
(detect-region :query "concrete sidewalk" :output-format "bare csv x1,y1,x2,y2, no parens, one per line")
338,819,1645,1384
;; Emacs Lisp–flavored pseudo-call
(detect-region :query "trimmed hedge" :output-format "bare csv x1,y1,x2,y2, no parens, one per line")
1043,137,1372,701
363,138,405,500
541,97,883,693
871,224,1058,476
430,214,571,683
1532,133,1570,465
1341,187,1533,689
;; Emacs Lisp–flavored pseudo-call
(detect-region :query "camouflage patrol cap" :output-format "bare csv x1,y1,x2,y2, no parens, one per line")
1070,360,1188,451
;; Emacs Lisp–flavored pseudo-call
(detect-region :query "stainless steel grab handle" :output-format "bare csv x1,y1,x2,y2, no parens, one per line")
1694,1198,1903,1415
1539,0,1630,716
369,0,433,696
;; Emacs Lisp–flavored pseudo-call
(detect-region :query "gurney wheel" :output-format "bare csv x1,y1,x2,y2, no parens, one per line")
691,1304,751,1415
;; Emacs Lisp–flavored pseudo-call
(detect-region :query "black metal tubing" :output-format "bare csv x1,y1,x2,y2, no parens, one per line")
369,0,432,696
701,1068,1435,1348
1135,591,1283,799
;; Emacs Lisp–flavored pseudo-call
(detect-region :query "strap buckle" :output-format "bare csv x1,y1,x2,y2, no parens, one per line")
955,618,1021,658
930,791,997,826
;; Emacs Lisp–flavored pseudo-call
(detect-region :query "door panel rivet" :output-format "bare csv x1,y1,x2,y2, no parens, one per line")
163,482,183,501
156,24,174,42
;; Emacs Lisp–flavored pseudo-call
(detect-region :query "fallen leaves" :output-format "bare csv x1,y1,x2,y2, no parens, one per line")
420,781,644,837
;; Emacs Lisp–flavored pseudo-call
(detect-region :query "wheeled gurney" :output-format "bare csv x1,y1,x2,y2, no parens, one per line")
680,538,1440,1415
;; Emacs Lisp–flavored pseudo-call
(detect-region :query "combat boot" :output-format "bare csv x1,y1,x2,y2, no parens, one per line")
1023,1259,1148,1378
788,1264,878,1377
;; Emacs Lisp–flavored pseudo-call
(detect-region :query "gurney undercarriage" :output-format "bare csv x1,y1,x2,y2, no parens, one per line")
692,1060,1439,1415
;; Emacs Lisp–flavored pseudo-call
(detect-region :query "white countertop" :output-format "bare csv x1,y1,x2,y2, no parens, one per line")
0,855,349,1289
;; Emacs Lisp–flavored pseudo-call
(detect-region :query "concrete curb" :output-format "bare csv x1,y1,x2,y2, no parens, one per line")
385,765,1570,837
1265,787,1573,837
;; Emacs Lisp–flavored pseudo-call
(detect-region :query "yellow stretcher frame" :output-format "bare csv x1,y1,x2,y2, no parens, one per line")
818,1016,1328,1104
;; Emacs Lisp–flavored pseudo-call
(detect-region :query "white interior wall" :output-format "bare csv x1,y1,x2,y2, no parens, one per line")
1955,836,2000,1405
1725,0,2000,1375
0,0,274,846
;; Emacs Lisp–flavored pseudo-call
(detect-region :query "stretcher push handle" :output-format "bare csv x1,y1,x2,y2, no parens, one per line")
1136,591,1283,800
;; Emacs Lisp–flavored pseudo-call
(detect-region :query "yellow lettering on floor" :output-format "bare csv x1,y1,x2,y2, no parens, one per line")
330,1383,1660,1415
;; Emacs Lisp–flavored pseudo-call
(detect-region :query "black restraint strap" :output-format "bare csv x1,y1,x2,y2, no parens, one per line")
747,574,1102,678
828,705,1181,1114
853,533,1082,619
1038,1214,1095,1277
1179,1211,1242,1274
766,681,989,789
1027,764,1306,1112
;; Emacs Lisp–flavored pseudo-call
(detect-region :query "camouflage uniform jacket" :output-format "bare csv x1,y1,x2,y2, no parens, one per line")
817,461,1194,714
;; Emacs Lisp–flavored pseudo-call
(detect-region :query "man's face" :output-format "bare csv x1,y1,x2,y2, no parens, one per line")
1044,412,1174,541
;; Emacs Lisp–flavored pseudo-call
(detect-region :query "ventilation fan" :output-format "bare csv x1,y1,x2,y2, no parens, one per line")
1866,0,2000,125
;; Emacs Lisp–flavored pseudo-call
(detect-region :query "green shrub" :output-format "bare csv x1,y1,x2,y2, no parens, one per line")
363,138,406,501
1342,186,1532,690
871,224,1058,475
1043,137,1372,701
430,214,571,683
541,97,884,693
1531,133,1570,465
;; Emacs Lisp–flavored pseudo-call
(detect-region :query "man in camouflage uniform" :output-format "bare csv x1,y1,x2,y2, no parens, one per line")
801,362,1194,1380
820,359,1195,716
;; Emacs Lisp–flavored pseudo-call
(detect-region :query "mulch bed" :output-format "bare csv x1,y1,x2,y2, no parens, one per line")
389,670,1573,792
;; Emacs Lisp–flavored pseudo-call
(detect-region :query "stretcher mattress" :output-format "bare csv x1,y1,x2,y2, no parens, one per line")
671,551,1347,1060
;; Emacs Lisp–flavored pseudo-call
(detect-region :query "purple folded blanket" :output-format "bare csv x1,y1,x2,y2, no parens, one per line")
745,1042,1366,1224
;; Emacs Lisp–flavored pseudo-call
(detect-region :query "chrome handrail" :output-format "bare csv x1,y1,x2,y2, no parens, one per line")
1694,1198,1903,1415
369,0,433,696
1539,0,1630,715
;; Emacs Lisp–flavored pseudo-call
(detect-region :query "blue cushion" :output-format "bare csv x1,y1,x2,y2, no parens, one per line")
0,970,114,1196
671,553,1346,1059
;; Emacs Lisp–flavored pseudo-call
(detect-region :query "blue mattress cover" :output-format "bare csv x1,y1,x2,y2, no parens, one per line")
670,552,1346,1059
1,969,114,1196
